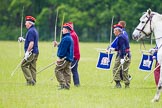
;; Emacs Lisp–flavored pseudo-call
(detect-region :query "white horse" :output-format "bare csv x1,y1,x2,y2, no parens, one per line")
132,9,162,102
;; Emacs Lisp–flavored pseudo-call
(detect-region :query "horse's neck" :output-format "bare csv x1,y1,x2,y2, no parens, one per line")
154,29,162,48
153,16,162,48
156,38,162,48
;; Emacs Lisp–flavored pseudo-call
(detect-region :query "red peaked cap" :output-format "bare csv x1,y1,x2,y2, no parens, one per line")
112,24,123,29
63,22,74,31
26,16,36,23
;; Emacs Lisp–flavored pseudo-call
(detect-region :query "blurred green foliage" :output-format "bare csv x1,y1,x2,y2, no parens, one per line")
0,0,162,41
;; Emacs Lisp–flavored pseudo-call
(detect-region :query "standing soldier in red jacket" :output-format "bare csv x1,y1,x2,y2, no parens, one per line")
63,22,81,87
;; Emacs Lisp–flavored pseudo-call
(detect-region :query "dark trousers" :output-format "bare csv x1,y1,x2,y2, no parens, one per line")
71,59,80,85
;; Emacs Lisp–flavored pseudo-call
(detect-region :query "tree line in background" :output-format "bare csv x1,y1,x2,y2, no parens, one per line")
0,0,162,42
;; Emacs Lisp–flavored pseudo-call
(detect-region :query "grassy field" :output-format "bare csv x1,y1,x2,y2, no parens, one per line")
0,41,161,108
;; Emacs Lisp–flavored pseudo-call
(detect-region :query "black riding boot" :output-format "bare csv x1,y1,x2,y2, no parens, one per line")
115,81,121,88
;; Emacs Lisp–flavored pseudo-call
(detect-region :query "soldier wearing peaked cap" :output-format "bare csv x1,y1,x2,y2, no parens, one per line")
108,25,131,88
18,16,39,86
118,21,132,80
54,24,74,90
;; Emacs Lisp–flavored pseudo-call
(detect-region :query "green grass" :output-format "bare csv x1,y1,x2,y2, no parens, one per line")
0,41,161,108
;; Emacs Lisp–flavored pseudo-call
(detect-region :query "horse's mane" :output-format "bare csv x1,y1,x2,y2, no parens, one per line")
151,11,162,19
151,11,160,15
142,11,161,16
141,11,162,20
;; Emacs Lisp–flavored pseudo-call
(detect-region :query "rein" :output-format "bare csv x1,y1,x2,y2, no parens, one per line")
140,39,147,53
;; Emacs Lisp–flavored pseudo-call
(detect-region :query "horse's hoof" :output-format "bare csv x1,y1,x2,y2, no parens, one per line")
151,98,159,102
151,95,160,102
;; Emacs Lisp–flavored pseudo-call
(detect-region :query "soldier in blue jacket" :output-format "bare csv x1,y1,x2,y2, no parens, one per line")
108,21,132,81
109,25,131,88
18,16,39,86
54,24,74,90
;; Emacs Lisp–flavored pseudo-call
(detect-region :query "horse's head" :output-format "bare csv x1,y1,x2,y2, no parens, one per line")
132,9,154,41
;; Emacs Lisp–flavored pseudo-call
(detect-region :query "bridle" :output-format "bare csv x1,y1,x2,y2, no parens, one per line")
134,12,162,57
135,14,155,52
136,14,154,38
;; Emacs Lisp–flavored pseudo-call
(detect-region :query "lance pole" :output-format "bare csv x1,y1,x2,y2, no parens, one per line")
37,62,56,74
11,59,24,77
11,49,32,77
20,6,24,38
19,6,24,57
144,64,160,80
37,60,66,74
52,9,59,57
59,13,65,42
110,16,114,45
54,9,59,41
107,16,114,58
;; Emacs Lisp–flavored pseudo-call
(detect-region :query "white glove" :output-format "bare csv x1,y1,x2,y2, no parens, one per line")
148,48,157,54
18,37,25,42
120,59,125,65
24,51,30,60
152,56,156,59
109,47,115,51
105,49,109,53
108,47,115,53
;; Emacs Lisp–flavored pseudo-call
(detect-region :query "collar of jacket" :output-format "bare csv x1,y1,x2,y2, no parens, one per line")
62,33,70,37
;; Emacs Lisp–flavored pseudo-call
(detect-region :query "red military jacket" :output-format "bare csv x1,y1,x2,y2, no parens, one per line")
70,30,80,60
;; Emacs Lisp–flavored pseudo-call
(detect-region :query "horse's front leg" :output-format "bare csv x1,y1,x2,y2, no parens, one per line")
151,65,162,102
151,88,161,102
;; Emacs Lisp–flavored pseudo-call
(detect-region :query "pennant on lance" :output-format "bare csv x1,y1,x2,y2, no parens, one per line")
139,54,154,71
96,52,114,70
